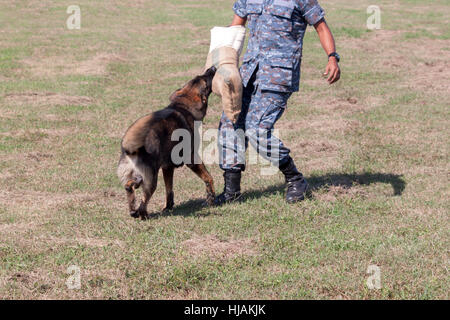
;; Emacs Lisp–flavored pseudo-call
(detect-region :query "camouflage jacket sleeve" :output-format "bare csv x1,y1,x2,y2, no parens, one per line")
233,0,248,18
299,0,325,25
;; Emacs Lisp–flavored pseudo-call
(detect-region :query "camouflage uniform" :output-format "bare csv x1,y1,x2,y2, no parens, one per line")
219,0,325,171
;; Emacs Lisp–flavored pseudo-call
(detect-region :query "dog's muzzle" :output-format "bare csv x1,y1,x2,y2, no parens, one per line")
205,65,217,78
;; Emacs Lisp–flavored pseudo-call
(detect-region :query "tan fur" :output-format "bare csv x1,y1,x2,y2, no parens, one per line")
170,84,202,104
121,114,154,153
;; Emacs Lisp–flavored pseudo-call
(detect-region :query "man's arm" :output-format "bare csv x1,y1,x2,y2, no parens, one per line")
231,14,247,26
314,19,340,84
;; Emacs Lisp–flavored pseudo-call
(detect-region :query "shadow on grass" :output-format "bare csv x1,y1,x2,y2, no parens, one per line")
154,172,406,218
308,172,406,196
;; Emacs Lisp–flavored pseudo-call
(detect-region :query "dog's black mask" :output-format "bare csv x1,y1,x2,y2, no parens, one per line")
201,66,217,95
169,66,217,106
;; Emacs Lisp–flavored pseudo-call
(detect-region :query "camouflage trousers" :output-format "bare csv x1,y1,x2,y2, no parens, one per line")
218,69,292,171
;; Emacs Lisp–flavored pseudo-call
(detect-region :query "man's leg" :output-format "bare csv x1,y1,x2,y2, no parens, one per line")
215,75,255,205
244,90,291,167
245,89,310,203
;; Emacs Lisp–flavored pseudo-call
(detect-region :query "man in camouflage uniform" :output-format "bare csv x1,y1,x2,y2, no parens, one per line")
216,0,341,205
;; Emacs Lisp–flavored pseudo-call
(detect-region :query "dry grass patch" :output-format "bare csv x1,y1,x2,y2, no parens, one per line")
22,52,127,78
3,92,93,106
283,114,361,133
0,222,36,234
164,67,204,80
181,234,257,260
5,269,57,298
17,236,125,249
0,190,97,212
343,31,450,95
314,185,369,203
0,128,76,139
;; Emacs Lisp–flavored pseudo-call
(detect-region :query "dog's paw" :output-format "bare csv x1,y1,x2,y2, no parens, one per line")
139,211,149,220
163,206,174,213
137,207,149,220
163,199,174,213
130,210,139,218
139,213,149,220
203,194,215,207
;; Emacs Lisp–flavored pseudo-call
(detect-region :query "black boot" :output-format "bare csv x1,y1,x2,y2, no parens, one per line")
214,170,242,206
279,157,310,203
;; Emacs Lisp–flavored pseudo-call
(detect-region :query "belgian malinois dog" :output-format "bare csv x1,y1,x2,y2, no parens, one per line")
117,67,217,219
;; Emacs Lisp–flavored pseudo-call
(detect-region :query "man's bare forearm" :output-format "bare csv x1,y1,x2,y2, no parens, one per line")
314,19,336,56
314,19,340,84
231,14,247,26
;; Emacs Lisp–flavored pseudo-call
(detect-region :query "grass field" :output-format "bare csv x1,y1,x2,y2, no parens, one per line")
0,0,449,299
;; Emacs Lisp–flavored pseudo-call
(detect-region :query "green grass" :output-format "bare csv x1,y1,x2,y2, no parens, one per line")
0,0,448,299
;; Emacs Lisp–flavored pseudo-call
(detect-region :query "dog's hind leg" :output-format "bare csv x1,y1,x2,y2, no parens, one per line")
162,167,174,211
187,163,215,206
125,176,143,218
137,168,158,219
118,153,144,218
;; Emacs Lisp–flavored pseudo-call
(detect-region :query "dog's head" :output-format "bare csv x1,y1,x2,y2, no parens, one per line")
169,66,217,119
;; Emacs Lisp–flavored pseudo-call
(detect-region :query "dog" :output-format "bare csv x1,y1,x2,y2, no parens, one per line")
117,67,217,219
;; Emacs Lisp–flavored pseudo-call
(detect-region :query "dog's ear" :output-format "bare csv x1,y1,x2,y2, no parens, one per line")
169,88,182,102
170,86,190,102
170,79,194,102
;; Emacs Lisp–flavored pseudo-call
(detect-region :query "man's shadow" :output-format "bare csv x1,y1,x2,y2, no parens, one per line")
156,172,406,218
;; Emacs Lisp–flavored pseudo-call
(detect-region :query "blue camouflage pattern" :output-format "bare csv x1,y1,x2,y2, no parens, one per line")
218,70,292,171
234,0,325,92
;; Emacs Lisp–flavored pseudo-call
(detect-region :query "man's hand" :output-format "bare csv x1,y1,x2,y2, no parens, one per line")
324,57,340,84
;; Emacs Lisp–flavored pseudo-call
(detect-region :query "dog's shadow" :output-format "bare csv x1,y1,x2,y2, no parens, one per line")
152,172,406,218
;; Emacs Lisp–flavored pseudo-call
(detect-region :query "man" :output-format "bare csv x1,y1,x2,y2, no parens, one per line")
215,0,341,205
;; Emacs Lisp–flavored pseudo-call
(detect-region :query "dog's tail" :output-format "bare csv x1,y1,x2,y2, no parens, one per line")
119,117,161,188
118,152,149,216
117,152,139,187
117,148,158,187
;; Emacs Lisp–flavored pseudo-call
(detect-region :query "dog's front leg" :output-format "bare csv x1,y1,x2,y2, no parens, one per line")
187,163,215,206
162,167,174,211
